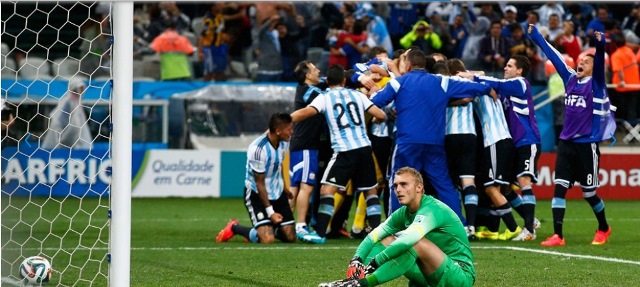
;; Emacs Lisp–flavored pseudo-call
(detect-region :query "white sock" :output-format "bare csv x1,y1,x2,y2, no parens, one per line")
295,223,307,231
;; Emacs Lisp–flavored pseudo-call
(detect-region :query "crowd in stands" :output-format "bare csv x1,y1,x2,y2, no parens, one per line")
2,2,639,135
122,2,640,122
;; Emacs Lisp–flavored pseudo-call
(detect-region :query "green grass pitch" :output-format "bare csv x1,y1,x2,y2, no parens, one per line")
2,197,640,286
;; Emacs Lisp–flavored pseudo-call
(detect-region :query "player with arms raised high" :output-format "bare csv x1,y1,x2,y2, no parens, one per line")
528,24,616,246
319,167,475,287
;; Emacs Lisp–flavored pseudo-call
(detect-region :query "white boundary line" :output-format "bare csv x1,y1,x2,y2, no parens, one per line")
475,246,640,265
5,245,640,265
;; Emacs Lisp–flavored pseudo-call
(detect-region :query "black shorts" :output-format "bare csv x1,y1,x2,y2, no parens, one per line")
322,146,378,190
244,188,294,228
514,144,541,183
481,139,515,186
445,134,477,182
555,140,600,188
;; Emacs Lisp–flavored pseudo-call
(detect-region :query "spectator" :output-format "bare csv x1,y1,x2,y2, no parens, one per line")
478,20,512,77
586,5,610,37
521,10,541,33
41,78,93,150
462,16,491,71
150,20,195,81
427,12,454,58
355,3,393,55
222,3,252,77
198,3,229,81
254,14,284,82
536,1,565,27
399,21,442,55
563,3,593,39
479,3,502,23
449,13,471,59
328,14,369,69
388,3,418,50
277,16,308,82
159,2,191,33
144,4,166,43
554,20,583,65
501,5,519,38
610,35,640,121
547,13,564,42
508,24,537,68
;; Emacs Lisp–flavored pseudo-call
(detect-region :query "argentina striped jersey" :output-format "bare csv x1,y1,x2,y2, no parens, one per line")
473,75,540,147
371,102,396,137
245,133,288,200
474,96,511,147
446,104,476,135
310,87,373,152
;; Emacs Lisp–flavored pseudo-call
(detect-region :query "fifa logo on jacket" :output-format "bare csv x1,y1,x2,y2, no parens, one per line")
565,94,587,108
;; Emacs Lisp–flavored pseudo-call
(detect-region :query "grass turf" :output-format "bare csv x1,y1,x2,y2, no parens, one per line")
2,197,640,286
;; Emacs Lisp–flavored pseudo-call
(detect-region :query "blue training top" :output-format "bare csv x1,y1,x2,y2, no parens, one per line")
372,70,492,146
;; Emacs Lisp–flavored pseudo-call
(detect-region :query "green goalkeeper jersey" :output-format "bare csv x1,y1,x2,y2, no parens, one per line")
354,195,474,275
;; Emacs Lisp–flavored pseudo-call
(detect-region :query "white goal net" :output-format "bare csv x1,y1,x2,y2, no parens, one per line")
2,2,113,286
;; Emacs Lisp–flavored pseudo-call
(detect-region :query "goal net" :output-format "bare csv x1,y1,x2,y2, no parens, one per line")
2,2,113,286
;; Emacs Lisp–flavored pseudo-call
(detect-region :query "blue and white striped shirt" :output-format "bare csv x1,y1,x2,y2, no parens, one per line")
473,75,540,147
446,104,476,135
474,96,511,147
370,102,396,138
245,133,288,200
310,87,373,152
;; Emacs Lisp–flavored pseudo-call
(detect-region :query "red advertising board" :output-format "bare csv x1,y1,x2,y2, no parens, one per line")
535,153,640,199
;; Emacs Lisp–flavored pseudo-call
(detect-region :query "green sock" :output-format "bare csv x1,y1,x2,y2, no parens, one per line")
366,249,418,286
364,242,386,264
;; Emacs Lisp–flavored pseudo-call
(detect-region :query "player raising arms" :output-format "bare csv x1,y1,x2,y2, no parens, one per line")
528,24,616,246
319,167,475,287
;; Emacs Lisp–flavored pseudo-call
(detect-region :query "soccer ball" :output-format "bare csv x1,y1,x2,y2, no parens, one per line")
19,256,52,286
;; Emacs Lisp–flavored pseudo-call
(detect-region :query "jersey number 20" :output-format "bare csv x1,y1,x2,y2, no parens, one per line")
334,102,362,129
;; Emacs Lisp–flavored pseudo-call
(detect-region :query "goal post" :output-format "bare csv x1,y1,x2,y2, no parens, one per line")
110,2,133,287
1,1,132,286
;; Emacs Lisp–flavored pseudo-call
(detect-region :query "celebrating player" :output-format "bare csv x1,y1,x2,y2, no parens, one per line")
291,65,386,244
528,24,615,246
461,55,541,241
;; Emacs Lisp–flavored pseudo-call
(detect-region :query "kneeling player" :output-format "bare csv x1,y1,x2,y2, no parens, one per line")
216,113,296,244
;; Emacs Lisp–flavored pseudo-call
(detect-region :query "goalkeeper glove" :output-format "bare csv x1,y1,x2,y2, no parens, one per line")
364,258,379,276
346,256,366,279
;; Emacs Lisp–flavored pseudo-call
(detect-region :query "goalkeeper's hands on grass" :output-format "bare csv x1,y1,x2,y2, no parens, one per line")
346,256,365,279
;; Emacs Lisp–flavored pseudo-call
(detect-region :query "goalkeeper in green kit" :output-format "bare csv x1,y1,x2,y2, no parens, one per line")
319,167,475,287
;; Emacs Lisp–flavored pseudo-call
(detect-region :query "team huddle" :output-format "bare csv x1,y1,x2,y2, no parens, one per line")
216,24,616,287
